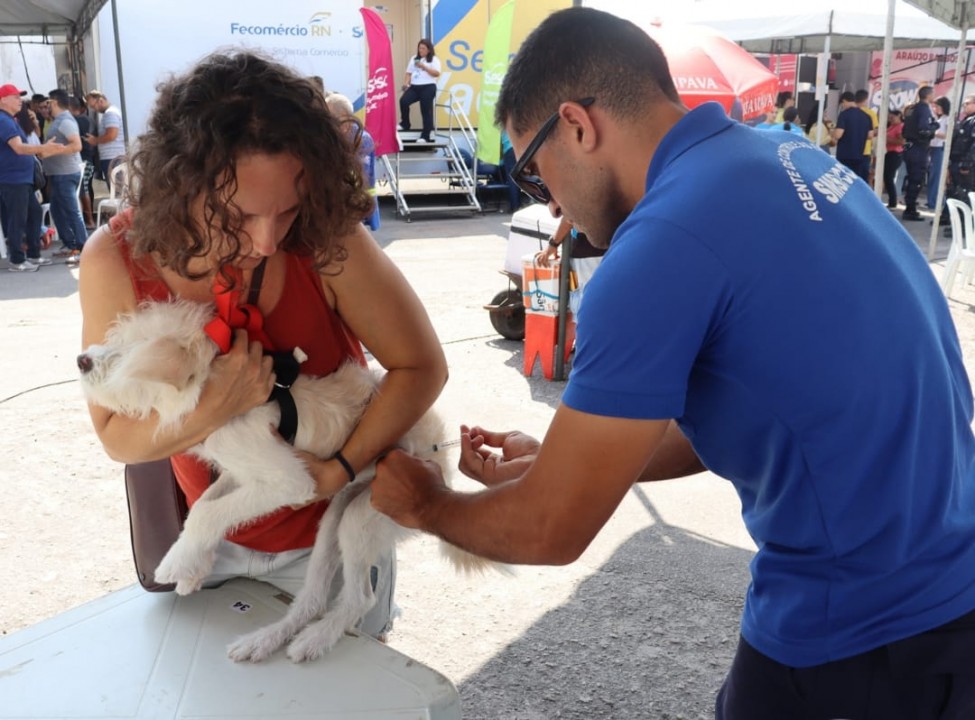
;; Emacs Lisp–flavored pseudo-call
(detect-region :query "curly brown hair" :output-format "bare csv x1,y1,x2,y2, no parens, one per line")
126,50,374,284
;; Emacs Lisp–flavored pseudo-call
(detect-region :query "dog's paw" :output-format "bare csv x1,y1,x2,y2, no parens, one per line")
155,543,215,594
286,620,345,663
227,626,291,663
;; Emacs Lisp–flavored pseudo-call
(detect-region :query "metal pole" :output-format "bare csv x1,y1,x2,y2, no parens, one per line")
873,0,895,198
109,0,129,148
928,5,969,260
814,34,831,146
554,233,573,382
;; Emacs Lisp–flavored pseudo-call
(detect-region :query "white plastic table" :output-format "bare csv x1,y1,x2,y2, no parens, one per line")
0,578,461,719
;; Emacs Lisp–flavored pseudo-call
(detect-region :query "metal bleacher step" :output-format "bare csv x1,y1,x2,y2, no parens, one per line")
381,95,483,220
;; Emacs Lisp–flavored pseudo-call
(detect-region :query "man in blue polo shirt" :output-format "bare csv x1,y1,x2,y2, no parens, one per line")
0,83,58,271
832,90,874,182
371,8,975,719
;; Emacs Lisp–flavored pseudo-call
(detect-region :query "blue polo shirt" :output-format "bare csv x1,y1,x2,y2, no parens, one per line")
835,105,873,161
564,102,975,667
0,111,32,185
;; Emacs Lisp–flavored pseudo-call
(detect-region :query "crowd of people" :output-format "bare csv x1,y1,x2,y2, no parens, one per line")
765,84,968,225
1,85,125,271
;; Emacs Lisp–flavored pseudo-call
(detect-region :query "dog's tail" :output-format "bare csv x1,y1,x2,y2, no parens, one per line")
438,540,515,576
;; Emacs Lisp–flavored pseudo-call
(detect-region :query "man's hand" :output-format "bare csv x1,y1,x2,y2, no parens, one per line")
458,425,540,486
371,449,446,529
37,141,64,158
534,243,559,268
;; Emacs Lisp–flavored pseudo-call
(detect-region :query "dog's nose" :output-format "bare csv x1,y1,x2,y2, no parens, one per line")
77,353,93,374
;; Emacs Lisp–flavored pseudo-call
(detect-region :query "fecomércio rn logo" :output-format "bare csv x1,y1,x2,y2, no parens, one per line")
230,11,335,38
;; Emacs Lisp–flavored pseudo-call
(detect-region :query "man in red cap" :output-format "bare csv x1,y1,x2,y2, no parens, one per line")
0,83,60,271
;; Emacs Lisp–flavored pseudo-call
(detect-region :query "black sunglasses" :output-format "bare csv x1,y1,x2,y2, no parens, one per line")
510,97,595,205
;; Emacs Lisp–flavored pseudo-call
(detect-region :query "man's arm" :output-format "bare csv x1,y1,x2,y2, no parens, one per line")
86,126,118,146
372,404,670,565
44,132,81,156
638,420,705,481
6,135,58,157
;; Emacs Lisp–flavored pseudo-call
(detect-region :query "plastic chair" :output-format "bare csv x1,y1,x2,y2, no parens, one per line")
942,198,975,297
95,161,127,227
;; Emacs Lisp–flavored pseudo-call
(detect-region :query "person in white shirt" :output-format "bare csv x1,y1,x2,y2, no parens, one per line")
928,96,950,209
84,89,126,191
399,39,441,143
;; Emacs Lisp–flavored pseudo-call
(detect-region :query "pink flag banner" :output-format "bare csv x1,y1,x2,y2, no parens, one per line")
360,7,398,157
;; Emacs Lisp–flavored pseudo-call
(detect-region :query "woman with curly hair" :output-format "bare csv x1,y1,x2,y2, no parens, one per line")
78,51,447,639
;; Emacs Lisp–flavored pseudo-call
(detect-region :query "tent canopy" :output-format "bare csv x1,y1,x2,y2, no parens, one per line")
905,0,971,29
0,0,107,38
681,0,972,52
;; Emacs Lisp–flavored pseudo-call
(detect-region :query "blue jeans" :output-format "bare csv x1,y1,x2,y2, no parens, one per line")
48,172,88,252
0,182,42,264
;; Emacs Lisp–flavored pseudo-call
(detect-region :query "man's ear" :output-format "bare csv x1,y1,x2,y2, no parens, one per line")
560,100,599,152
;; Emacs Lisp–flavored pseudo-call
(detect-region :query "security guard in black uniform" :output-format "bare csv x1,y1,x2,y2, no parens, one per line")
902,87,939,221
948,95,975,202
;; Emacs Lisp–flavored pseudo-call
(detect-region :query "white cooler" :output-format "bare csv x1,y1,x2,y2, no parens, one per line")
504,204,560,276
0,579,461,719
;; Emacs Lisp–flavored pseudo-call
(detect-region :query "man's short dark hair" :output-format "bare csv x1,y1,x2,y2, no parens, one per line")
495,7,680,135
30,93,47,104
918,86,934,101
48,88,70,108
854,89,869,104
840,91,856,103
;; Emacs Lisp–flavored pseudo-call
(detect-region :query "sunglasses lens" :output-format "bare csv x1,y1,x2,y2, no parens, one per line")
516,173,550,204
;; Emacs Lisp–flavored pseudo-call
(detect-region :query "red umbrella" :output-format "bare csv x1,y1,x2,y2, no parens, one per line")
643,22,780,122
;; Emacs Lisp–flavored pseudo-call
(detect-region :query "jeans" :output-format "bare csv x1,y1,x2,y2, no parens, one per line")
203,539,397,639
928,145,945,208
48,172,88,252
884,151,903,206
0,182,42,264
399,84,437,140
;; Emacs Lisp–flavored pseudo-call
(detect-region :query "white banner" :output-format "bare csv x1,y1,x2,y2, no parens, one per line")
113,0,365,141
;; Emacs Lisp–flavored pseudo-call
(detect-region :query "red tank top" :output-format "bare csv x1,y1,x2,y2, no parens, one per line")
110,209,366,551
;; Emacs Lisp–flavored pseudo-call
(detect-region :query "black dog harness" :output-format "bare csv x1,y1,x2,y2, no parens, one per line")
203,258,302,446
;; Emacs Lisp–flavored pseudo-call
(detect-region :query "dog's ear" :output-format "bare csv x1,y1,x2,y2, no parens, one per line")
130,338,200,390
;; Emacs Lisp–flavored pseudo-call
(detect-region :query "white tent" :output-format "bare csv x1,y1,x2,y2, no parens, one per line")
680,0,968,52
0,0,106,38
905,1,972,28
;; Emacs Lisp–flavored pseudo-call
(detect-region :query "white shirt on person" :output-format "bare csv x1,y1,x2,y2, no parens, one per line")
406,56,440,86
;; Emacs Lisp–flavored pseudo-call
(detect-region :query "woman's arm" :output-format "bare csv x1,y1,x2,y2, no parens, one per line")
420,57,441,78
310,223,448,498
79,229,276,463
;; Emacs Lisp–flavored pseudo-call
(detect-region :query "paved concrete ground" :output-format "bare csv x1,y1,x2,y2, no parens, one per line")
0,195,968,719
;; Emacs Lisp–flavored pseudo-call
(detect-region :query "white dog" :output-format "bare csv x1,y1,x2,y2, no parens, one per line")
78,299,493,663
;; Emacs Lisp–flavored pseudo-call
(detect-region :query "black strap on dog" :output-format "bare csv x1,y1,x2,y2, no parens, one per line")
266,351,301,445
248,259,301,446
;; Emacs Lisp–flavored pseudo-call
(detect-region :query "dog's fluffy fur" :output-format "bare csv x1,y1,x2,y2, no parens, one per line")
79,299,493,663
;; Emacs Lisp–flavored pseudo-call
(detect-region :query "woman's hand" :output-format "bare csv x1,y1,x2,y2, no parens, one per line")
199,329,276,426
298,452,354,502
458,425,540,487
